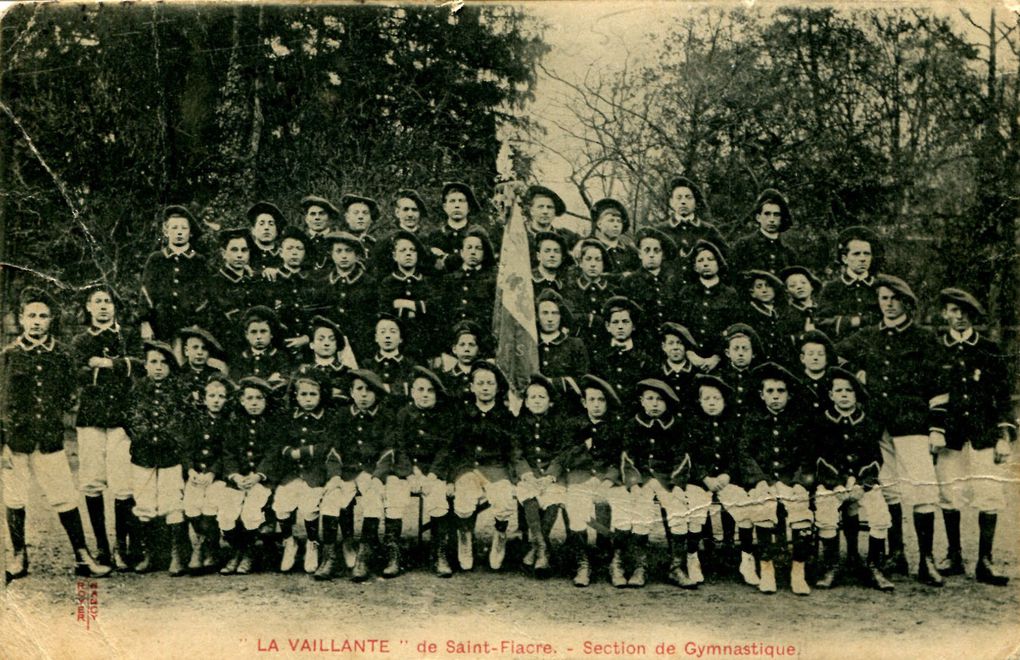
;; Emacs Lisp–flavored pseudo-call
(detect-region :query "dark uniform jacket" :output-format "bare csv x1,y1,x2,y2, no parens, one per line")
557,414,623,483
206,266,261,350
250,243,281,273
816,407,884,488
269,267,316,340
621,413,682,486
591,341,653,408
619,268,680,332
658,361,697,408
437,266,496,346
676,280,739,356
275,408,335,487
717,363,756,424
127,377,186,469
0,336,76,454
730,230,796,275
300,357,354,407
933,330,1014,451
71,325,136,429
233,348,291,383
326,404,393,481
305,230,334,272
816,274,878,338
537,332,589,385
801,372,829,415
512,408,572,480
181,410,229,477
737,301,798,364
446,401,515,478
377,269,434,359
680,407,744,487
838,318,940,437
599,239,640,274
390,402,454,481
424,221,502,272
532,270,566,298
739,404,814,487
311,264,377,358
658,218,727,263
787,300,819,334
180,364,224,409
370,353,414,399
440,362,474,402
525,224,581,267
561,273,619,349
140,247,209,340
223,412,280,483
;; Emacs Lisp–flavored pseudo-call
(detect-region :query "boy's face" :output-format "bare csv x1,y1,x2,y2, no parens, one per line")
524,384,551,415
351,379,378,410
346,203,373,233
662,334,687,363
638,238,663,271
460,236,484,268
470,369,499,404
163,216,191,247
829,378,857,412
785,274,812,302
184,337,209,366
605,310,634,342
332,243,359,271
760,378,789,413
725,335,754,368
304,205,331,233
311,327,338,358
443,191,469,221
941,302,973,333
452,333,478,363
699,386,725,416
145,349,171,381
694,249,718,278
280,237,306,268
204,381,228,413
86,290,115,325
756,202,783,234
800,342,827,374
241,387,267,416
640,390,667,418
375,320,401,352
393,238,418,270
669,186,696,216
537,300,562,333
410,377,437,409
537,240,563,270
20,302,52,338
251,213,278,245
295,380,322,411
222,237,250,270
877,286,906,320
842,240,872,276
245,321,272,351
750,278,775,303
394,197,421,229
595,211,623,240
529,195,556,227
583,388,607,419
579,246,605,278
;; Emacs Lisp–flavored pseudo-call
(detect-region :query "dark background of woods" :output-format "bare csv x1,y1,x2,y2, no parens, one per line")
0,4,1016,394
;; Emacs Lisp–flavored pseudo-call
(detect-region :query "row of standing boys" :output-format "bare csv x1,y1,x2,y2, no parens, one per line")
2,177,1015,594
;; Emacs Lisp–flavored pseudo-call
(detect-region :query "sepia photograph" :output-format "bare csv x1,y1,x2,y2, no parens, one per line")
0,1,1018,658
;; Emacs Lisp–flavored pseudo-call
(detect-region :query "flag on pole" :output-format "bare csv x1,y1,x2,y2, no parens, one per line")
492,147,538,396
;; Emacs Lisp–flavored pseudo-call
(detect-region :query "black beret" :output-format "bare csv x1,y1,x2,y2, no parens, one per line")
779,265,822,292
837,225,882,252
601,295,643,323
580,374,621,407
722,323,762,354
874,274,917,306
462,225,496,269
324,230,367,256
939,287,985,318
575,238,615,272
142,340,178,370
350,369,389,396
246,201,286,226
411,365,447,397
536,288,574,331
658,322,699,349
636,378,680,406
278,225,310,246
524,185,566,216
290,364,326,388
177,325,225,357
826,366,868,403
690,239,728,274
635,226,678,261
161,205,203,241
242,305,280,332
218,227,255,250
340,194,381,221
441,181,481,213
750,188,793,232
534,230,574,267
469,360,508,393
389,229,428,259
667,176,706,208
375,312,404,333
394,189,429,219
751,361,801,388
450,319,482,342
589,198,630,233
526,373,558,398
795,329,836,357
741,269,785,291
300,195,340,217
693,373,733,397
81,283,122,313
204,373,236,393
307,315,349,348
237,376,273,395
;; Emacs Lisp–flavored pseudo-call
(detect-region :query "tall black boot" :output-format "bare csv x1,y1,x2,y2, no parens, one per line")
609,530,628,588
668,533,695,588
339,506,357,570
113,498,135,570
432,514,453,578
6,507,28,579
843,514,861,568
737,525,759,586
314,515,340,581
85,495,112,564
790,527,812,595
815,536,841,589
382,518,403,578
938,509,964,575
754,525,777,593
135,520,155,573
200,515,220,569
522,499,549,571
59,509,111,577
914,511,943,587
866,536,894,591
168,521,187,576
352,517,379,582
628,533,648,588
885,503,907,574
976,512,1009,586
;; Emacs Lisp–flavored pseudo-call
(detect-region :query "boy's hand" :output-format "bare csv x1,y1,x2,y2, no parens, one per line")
262,267,281,281
285,335,310,349
88,357,114,369
290,449,302,460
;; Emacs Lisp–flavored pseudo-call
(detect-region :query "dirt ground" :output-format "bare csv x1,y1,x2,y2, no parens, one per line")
2,444,1019,660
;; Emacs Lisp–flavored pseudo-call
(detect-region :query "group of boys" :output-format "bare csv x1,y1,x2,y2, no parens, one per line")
1,177,1014,596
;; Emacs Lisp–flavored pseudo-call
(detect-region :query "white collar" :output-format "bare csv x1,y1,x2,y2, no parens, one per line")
375,351,403,362
163,244,193,257
17,335,55,352
945,328,978,346
88,322,121,336
610,338,634,351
